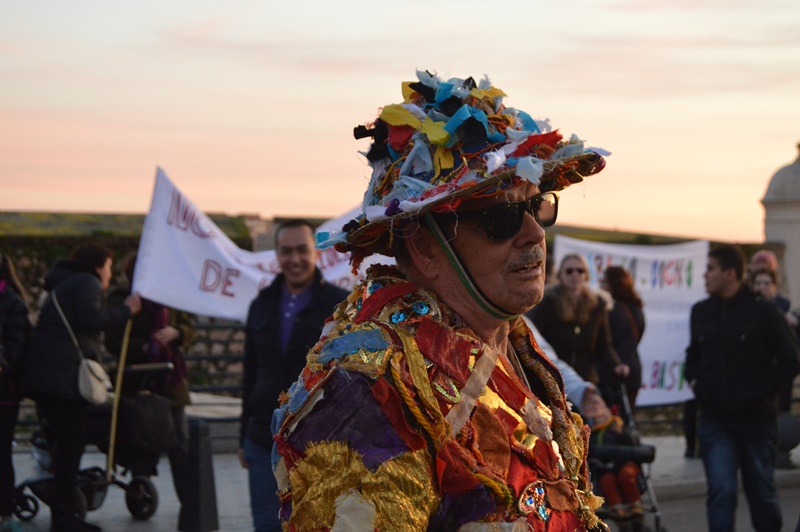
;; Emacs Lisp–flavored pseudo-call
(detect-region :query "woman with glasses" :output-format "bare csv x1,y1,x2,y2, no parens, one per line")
527,253,629,388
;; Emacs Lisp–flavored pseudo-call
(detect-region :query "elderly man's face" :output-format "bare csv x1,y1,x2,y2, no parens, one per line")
447,183,547,315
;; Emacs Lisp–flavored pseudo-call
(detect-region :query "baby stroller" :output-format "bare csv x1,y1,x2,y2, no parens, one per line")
590,382,663,532
13,360,176,523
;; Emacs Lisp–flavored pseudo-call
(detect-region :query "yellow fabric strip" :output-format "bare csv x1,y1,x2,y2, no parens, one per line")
434,145,454,179
401,81,415,102
380,104,422,128
421,117,449,145
395,330,449,446
470,86,507,100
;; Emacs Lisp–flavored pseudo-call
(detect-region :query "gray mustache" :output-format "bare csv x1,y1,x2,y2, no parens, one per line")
509,246,545,270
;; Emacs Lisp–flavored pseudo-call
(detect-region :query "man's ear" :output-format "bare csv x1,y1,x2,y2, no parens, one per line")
723,267,739,286
405,225,441,282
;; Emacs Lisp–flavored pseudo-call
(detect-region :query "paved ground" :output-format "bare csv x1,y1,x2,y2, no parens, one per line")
10,435,800,531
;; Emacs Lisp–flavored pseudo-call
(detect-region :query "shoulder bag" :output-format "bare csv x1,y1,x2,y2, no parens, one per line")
52,291,112,405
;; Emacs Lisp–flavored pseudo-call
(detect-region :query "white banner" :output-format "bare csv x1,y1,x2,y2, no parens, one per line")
133,168,385,322
553,235,709,406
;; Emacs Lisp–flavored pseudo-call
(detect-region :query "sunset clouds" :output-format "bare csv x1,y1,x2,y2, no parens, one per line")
2,0,799,241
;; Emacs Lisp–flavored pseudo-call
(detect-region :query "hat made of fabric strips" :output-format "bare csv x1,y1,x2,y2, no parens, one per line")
316,70,608,267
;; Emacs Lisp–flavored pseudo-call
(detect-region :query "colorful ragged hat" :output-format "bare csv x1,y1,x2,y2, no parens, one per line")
316,70,608,268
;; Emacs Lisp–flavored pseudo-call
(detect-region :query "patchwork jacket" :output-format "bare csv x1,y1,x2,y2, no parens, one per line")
273,265,604,531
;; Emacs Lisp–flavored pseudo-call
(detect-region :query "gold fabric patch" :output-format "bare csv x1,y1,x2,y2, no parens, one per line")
288,442,438,531
339,345,392,379
288,441,367,530
361,449,439,531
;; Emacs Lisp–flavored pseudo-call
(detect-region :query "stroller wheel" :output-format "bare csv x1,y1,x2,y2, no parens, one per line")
125,476,159,520
13,491,39,521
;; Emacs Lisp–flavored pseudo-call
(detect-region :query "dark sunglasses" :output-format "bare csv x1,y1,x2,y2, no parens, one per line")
437,191,559,241
565,267,585,275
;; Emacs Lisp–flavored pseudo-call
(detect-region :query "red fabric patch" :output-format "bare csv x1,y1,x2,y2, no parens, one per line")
388,125,416,151
495,408,521,436
371,379,427,451
527,516,546,532
301,365,327,392
354,283,418,324
511,130,564,157
487,367,530,411
274,435,305,473
416,318,472,385
435,440,480,493
540,510,583,532
506,452,538,497
532,440,559,481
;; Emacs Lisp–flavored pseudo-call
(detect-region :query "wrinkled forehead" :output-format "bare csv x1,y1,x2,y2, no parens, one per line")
457,181,541,212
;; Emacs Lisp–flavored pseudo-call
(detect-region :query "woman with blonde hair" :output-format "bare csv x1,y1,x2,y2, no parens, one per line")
527,253,629,386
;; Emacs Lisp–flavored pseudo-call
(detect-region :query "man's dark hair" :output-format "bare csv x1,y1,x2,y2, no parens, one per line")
275,219,315,247
709,245,745,281
70,244,114,270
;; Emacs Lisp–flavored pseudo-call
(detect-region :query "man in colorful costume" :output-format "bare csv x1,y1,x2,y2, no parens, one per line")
273,70,609,531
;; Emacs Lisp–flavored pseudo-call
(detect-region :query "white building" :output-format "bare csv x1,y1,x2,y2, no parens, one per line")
762,144,800,306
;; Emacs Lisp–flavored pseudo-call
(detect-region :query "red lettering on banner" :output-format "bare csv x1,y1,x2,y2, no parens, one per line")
644,359,688,391
199,259,240,298
648,360,662,390
167,189,215,238
200,261,222,291
220,269,239,297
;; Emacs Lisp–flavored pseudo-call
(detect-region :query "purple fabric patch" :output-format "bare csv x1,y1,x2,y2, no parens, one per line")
384,198,402,216
279,498,292,524
286,369,408,472
429,484,497,529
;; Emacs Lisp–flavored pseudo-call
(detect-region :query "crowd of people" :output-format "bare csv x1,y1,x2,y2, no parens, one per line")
0,245,194,532
1,70,800,532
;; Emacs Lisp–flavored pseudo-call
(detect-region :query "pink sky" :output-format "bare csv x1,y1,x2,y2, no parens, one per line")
2,1,799,242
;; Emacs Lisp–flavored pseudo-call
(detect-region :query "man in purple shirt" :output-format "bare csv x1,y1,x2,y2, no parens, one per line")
238,219,349,531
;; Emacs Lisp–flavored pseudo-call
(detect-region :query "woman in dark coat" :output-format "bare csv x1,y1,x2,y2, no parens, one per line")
599,266,645,416
0,255,31,532
20,245,141,532
527,253,629,385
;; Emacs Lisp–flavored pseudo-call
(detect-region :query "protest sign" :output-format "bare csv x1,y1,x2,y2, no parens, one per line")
554,235,709,406
134,168,384,321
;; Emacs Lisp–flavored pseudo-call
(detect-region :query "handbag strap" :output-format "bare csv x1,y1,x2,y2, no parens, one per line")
52,291,85,359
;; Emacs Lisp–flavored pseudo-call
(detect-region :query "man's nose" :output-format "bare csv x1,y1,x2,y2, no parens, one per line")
519,210,546,244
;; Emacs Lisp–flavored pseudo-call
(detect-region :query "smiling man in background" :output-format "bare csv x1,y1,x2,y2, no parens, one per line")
238,219,348,531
